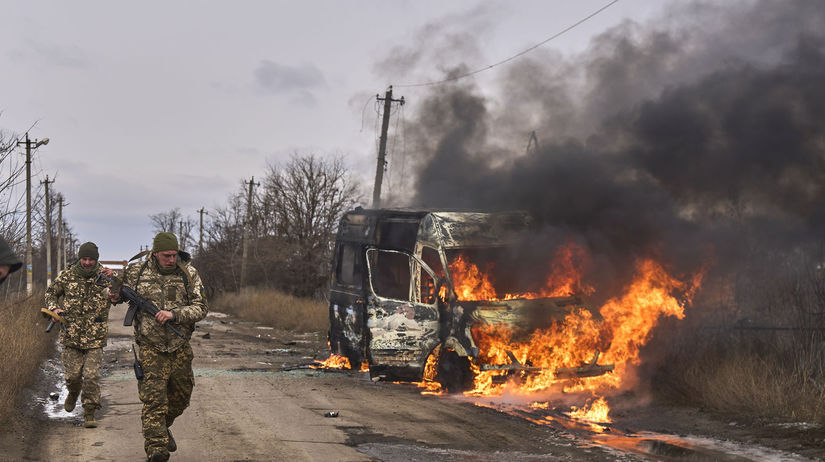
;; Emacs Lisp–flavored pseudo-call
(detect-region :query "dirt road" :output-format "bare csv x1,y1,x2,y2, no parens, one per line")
3,305,823,461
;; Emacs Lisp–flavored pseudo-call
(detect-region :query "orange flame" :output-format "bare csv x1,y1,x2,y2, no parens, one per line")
414,347,445,395
312,354,351,370
445,242,707,419
449,243,594,301
450,254,498,301
567,396,611,423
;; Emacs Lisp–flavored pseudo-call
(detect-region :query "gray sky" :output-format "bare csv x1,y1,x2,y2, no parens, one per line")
0,0,667,261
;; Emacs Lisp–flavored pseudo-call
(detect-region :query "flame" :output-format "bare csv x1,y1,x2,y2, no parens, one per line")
414,346,445,395
450,254,498,301
312,354,351,370
449,243,594,301
444,242,707,419
567,396,611,423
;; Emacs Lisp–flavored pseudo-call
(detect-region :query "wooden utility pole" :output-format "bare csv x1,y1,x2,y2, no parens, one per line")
240,177,259,289
372,86,404,209
17,134,48,294
57,195,64,274
41,175,55,286
62,219,68,270
66,230,73,263
198,207,208,255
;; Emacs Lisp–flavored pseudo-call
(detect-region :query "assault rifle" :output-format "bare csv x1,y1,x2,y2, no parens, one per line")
95,273,184,338
40,308,67,333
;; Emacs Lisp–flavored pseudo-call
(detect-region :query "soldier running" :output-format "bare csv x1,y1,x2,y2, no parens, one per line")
113,232,208,462
45,241,115,428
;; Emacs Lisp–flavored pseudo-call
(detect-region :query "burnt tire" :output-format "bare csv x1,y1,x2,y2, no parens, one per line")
436,350,474,393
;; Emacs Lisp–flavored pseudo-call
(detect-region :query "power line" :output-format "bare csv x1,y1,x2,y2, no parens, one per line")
396,0,620,89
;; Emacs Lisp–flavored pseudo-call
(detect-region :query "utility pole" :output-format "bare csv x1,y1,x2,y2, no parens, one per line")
66,230,73,263
372,86,404,209
17,134,49,295
240,177,259,289
41,175,55,286
198,207,208,255
57,195,64,274
62,219,68,269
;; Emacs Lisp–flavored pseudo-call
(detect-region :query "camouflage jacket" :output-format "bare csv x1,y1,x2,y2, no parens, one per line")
121,257,208,353
45,263,112,349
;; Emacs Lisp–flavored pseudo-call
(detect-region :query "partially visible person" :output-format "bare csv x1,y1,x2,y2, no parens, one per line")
113,232,207,462
45,241,114,428
0,237,22,285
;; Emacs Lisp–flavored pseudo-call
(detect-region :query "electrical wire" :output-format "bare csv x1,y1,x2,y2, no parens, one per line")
395,0,620,88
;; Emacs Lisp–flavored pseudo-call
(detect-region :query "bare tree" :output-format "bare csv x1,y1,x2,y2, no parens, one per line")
149,208,196,250
261,154,362,296
194,153,363,297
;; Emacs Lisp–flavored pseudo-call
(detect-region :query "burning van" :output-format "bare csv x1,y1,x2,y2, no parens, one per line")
327,208,614,390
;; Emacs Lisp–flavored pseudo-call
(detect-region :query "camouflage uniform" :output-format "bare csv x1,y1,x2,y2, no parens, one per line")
121,255,207,459
45,261,111,412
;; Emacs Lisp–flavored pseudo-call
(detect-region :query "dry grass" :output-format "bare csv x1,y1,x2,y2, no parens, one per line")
656,336,825,424
213,287,329,333
0,292,55,424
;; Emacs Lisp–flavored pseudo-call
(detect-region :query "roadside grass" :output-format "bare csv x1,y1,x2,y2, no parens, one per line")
0,292,55,425
656,334,825,424
212,287,329,333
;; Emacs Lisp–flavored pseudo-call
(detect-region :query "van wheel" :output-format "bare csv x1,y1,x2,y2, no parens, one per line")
436,350,474,393
346,352,362,370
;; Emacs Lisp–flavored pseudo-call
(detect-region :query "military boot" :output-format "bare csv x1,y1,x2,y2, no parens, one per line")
148,450,170,462
83,406,97,428
64,391,79,412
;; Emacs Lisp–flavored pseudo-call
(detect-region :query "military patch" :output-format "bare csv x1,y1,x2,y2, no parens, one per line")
166,286,177,301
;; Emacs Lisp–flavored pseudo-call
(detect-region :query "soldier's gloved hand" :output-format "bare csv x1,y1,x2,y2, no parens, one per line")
108,290,120,303
155,310,174,325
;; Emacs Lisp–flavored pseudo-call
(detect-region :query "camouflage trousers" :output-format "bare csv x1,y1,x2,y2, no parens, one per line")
61,346,103,410
137,342,194,457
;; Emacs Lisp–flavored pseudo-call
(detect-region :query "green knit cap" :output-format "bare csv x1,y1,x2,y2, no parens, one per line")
78,242,99,260
152,232,179,252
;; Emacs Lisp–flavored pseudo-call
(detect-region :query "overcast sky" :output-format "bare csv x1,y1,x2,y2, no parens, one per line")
0,0,670,261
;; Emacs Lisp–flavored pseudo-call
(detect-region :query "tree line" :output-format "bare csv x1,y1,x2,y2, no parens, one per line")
150,154,363,299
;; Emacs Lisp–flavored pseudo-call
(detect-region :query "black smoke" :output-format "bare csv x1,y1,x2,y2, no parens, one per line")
384,1,825,304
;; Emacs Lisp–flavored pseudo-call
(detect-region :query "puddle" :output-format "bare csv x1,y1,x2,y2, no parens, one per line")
37,356,77,421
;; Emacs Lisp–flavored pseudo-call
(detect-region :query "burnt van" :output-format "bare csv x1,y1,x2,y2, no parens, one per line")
327,208,611,389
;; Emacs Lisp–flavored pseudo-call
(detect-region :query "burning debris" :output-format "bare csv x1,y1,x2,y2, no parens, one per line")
312,353,352,370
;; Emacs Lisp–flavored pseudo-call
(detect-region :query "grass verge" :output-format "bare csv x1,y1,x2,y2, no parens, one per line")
0,292,55,425
655,334,825,424
212,287,329,333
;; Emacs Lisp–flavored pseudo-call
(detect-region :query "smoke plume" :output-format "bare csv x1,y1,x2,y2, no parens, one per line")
384,0,825,302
